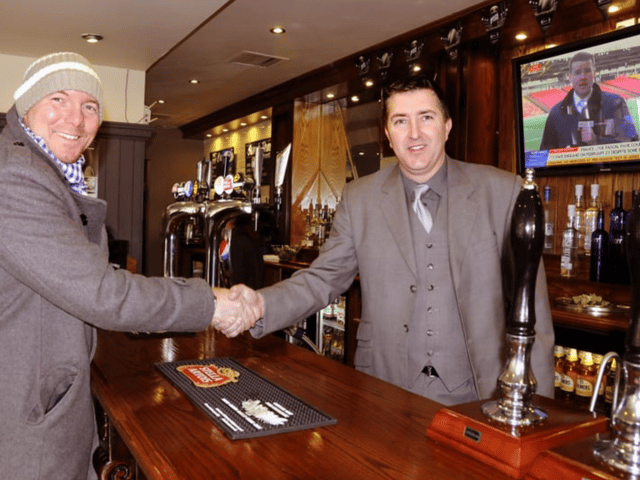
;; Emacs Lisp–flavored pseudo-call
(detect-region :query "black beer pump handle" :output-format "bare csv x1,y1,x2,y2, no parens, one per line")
625,201,640,364
508,169,544,337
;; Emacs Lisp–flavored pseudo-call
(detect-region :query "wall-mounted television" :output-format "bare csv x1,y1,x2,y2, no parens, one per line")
514,24,640,176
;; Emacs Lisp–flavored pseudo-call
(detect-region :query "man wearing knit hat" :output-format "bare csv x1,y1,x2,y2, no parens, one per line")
0,53,259,479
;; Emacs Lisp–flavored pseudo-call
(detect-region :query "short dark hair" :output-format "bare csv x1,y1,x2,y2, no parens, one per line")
382,74,450,122
569,52,595,73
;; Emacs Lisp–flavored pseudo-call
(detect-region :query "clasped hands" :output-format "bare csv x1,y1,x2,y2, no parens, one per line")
211,284,265,337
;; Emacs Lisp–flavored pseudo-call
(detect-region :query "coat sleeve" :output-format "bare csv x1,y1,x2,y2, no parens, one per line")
0,148,214,333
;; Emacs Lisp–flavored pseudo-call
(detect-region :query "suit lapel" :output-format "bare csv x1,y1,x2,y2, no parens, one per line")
446,159,478,291
380,166,418,278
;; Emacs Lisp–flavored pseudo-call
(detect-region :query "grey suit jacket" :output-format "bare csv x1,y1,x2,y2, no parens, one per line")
0,106,215,479
252,158,555,401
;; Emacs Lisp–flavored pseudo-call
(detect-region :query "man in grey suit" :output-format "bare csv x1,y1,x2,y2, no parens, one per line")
0,52,254,480
228,75,555,406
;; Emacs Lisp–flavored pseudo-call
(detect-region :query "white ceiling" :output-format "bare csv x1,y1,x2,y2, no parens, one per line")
1,0,486,129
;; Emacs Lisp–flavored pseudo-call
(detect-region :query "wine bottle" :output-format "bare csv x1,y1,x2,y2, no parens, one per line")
590,206,609,282
609,191,629,284
609,190,626,241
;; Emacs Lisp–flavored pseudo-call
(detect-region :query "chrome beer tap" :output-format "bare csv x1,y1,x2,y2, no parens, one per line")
481,169,548,427
592,200,640,474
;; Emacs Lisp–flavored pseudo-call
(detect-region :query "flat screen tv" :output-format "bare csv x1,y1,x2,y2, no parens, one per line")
514,24,640,176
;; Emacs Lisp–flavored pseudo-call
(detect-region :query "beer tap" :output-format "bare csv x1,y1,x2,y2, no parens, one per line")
481,168,548,427
592,200,640,474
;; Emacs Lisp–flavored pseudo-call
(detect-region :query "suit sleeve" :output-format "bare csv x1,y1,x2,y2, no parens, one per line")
251,184,359,338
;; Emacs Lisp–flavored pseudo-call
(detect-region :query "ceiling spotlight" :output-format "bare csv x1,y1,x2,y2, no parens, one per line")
515,33,528,41
222,128,229,133
412,65,422,72
81,34,103,44
189,79,199,84
270,26,286,34
158,99,165,104
326,93,335,99
351,95,360,102
240,122,247,126
260,115,268,120
365,79,374,87
206,133,212,138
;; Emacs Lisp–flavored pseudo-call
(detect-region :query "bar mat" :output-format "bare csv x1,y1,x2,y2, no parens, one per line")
156,357,336,439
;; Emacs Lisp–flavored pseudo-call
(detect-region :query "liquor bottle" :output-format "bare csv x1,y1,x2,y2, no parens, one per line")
554,345,565,399
575,351,597,409
584,184,599,255
302,209,314,247
609,191,629,284
543,186,556,253
560,347,579,403
561,204,578,278
573,184,586,254
590,206,609,282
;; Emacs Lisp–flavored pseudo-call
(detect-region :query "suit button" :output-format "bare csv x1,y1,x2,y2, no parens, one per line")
427,350,434,356
426,243,433,249
427,284,434,291
403,324,409,333
410,285,417,293
427,307,434,314
427,329,434,336
428,263,434,270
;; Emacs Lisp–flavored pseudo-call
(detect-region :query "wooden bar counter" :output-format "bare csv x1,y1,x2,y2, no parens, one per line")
91,328,517,480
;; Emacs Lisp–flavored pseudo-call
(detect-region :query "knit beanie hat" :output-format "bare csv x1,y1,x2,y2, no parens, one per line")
13,52,103,122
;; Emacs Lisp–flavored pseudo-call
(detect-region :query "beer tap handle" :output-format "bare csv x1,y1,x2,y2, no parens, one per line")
508,168,544,337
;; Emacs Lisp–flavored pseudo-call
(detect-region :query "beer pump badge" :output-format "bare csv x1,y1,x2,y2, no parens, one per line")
177,363,240,388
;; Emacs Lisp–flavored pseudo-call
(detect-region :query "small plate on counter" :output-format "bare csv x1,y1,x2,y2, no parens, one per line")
555,294,630,317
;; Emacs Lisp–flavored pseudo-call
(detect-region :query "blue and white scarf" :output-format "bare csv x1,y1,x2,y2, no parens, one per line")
20,120,87,195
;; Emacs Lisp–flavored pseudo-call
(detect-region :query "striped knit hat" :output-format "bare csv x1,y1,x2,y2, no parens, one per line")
13,52,103,122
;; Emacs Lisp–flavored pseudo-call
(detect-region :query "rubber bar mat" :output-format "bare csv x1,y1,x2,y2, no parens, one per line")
156,357,336,439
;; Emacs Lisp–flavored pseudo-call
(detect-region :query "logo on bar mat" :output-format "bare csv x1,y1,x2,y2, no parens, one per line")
177,364,240,388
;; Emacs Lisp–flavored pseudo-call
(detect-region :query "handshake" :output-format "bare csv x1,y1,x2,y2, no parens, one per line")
211,284,265,338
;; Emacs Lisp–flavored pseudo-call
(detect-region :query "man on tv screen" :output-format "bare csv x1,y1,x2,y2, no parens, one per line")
539,51,638,150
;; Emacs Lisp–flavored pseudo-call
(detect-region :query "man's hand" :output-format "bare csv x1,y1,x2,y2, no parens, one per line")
211,285,264,338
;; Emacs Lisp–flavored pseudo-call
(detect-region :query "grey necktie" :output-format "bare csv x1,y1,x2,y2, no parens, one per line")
413,184,432,233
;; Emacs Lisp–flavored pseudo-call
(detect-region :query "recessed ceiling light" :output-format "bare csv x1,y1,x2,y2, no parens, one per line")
270,26,286,34
189,79,199,84
240,122,247,126
515,33,528,41
206,133,212,138
326,93,335,99
158,99,165,104
222,128,229,132
609,5,620,13
365,79,374,87
81,34,103,44
261,115,268,120
351,95,360,102
412,65,422,72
